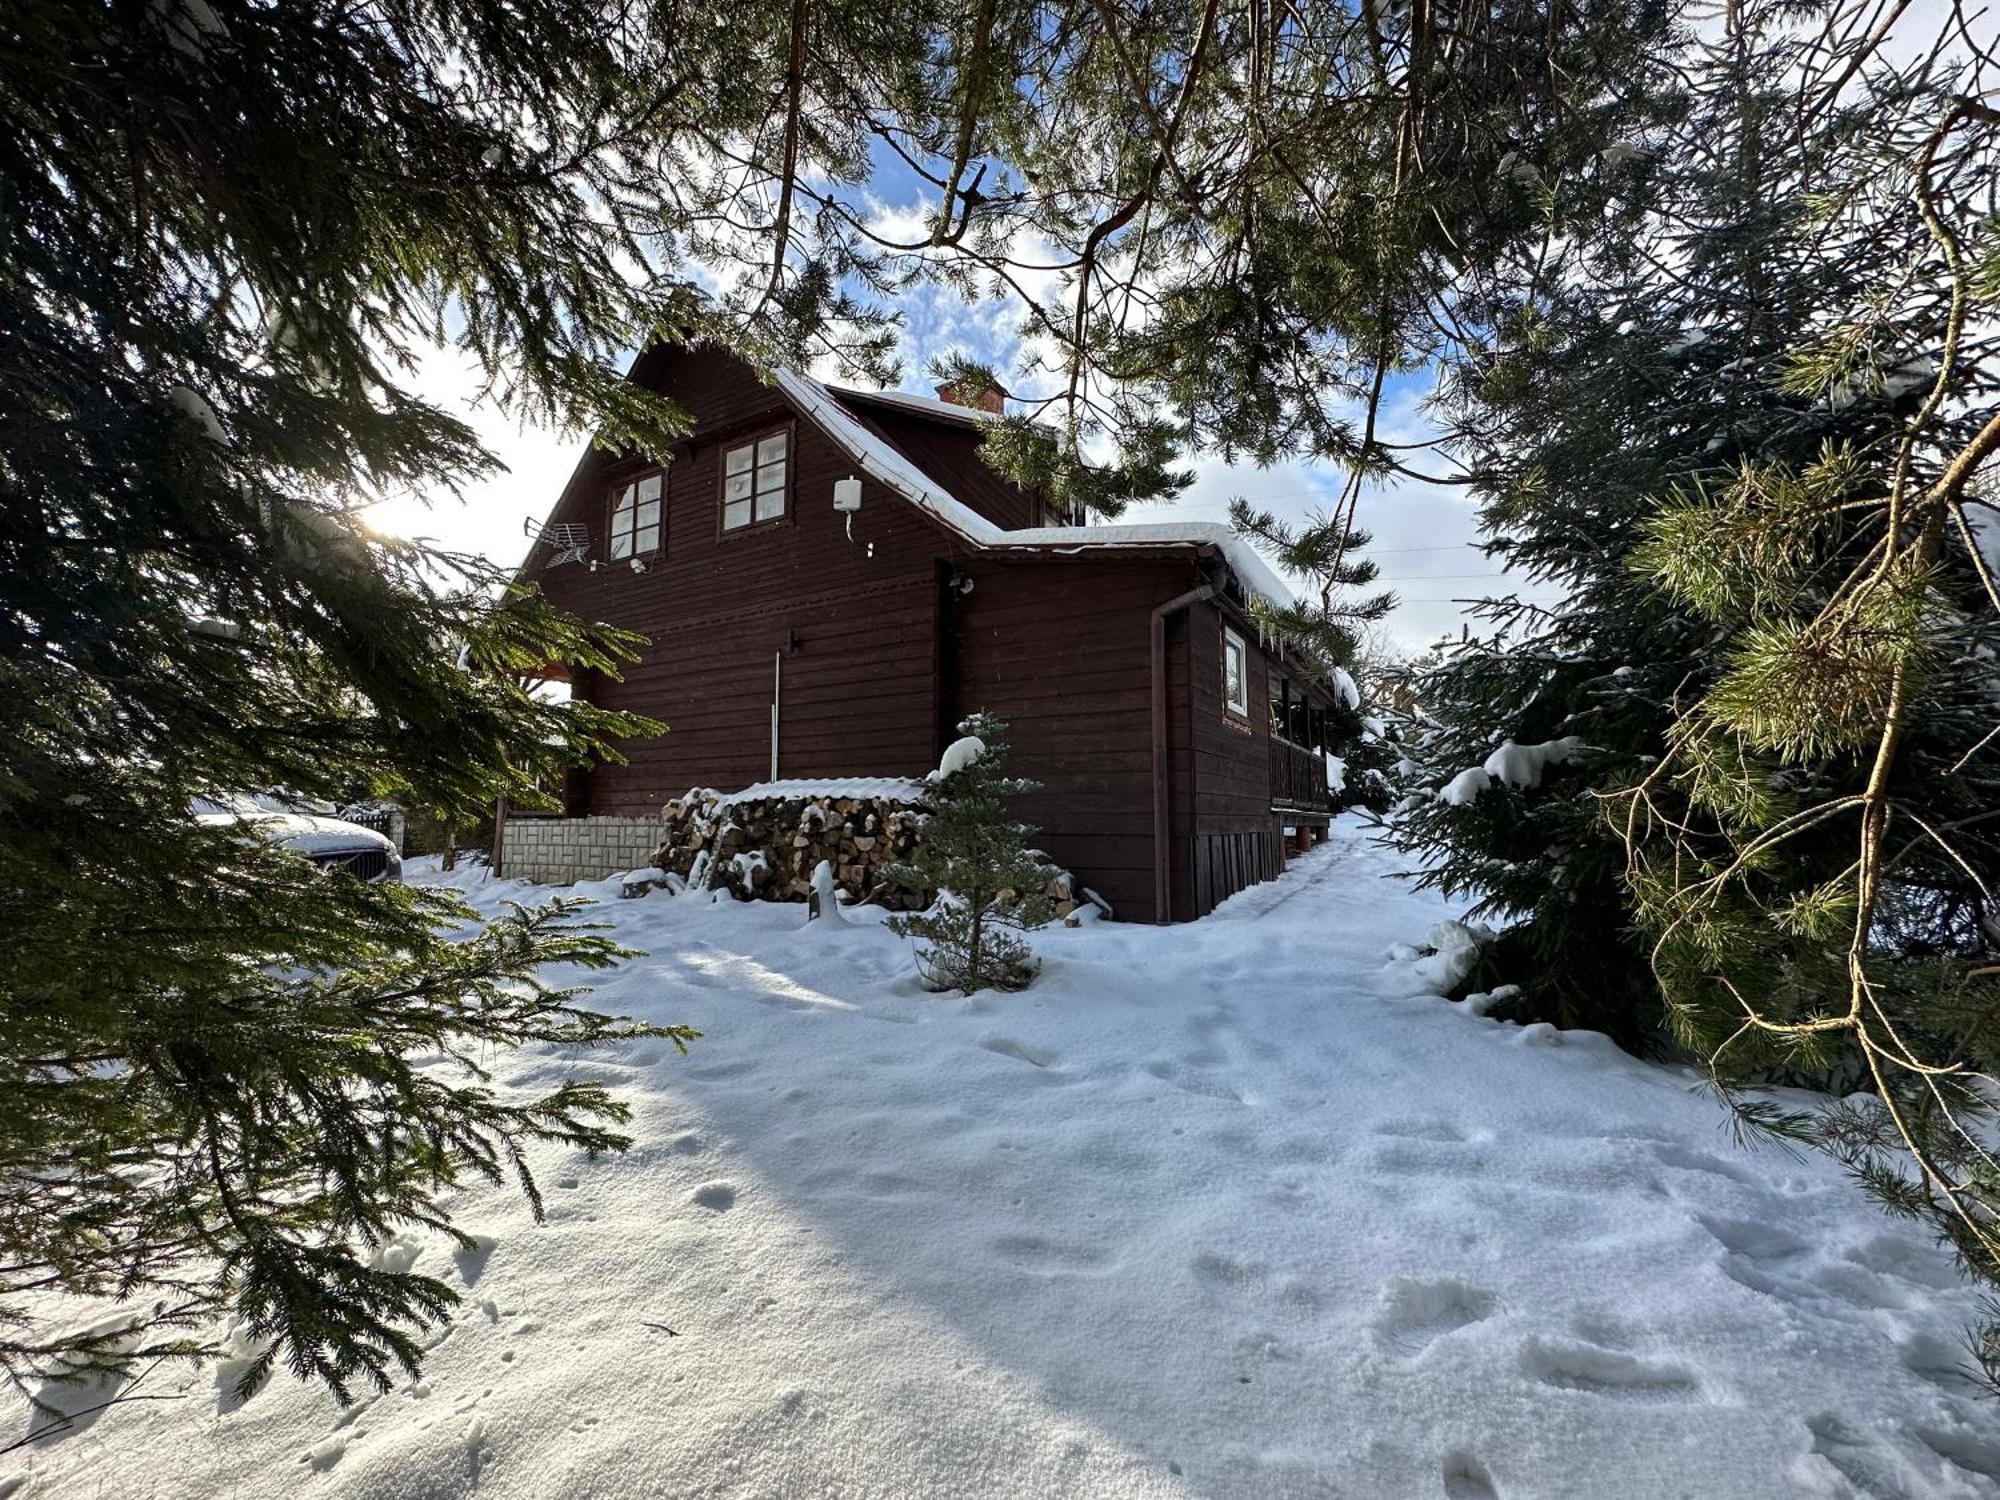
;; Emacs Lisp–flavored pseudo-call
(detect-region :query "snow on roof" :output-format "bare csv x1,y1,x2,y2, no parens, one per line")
712,776,930,807
983,522,1296,608
830,385,988,427
773,369,1008,544
775,370,1297,608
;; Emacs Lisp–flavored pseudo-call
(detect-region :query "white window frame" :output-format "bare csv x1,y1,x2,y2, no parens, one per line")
721,428,790,531
608,471,663,560
1221,626,1249,718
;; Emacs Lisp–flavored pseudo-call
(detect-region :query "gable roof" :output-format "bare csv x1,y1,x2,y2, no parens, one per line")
828,384,987,428
773,369,1295,610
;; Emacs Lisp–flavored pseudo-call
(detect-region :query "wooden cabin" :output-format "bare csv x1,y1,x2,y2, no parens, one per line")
523,343,1344,923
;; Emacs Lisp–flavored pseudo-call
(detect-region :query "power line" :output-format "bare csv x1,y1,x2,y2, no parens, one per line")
1395,593,1565,603
1373,571,1512,582
1367,543,1491,555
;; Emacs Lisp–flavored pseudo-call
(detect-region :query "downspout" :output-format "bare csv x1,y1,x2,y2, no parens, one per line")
770,650,783,781
1151,583,1215,924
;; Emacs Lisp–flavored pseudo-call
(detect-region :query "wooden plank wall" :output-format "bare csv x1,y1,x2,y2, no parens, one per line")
532,345,974,809
523,342,1295,921
1177,597,1285,918
837,402,1042,530
1164,609,1196,920
953,555,1198,924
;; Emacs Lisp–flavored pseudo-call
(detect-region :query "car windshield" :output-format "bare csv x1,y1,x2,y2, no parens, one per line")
190,793,264,817
190,791,336,818
246,792,336,816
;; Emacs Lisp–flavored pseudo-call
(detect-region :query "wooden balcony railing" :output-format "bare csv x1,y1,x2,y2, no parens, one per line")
1270,732,1334,813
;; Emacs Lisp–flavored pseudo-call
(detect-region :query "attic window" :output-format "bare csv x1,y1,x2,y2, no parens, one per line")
722,429,789,530
609,472,663,559
1221,627,1249,718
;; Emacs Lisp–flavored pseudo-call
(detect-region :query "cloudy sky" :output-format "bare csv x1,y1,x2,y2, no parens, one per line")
374,187,1564,653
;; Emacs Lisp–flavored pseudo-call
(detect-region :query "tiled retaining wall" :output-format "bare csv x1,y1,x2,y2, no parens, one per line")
499,815,662,884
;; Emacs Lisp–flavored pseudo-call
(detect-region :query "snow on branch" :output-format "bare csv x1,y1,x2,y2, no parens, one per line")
1437,737,1587,806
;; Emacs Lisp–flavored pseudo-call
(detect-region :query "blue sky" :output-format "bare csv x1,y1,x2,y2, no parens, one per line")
380,171,1561,653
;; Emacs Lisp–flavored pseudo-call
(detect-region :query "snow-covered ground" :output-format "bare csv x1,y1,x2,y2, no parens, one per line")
14,822,1999,1499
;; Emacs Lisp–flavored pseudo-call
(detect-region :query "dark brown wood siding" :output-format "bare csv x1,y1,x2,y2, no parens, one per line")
834,401,1042,530
519,342,1297,921
952,555,1198,924
531,345,968,809
1176,597,1285,918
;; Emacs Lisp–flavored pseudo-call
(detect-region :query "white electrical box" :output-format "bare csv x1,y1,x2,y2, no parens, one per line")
833,475,863,513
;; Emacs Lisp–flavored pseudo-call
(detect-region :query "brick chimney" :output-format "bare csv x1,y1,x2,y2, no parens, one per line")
935,379,1005,415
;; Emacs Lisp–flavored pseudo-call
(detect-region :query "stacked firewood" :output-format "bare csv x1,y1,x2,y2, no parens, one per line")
652,787,1087,918
655,789,932,909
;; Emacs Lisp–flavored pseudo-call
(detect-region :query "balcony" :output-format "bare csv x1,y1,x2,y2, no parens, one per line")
1270,732,1334,814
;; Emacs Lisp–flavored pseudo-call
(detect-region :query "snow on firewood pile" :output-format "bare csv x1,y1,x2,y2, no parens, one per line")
659,783,934,910
707,776,930,807
655,780,1083,922
14,821,1995,1499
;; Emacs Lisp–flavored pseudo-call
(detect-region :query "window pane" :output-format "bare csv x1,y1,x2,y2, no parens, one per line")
723,471,752,503
754,488,785,522
609,530,633,559
612,482,634,518
723,498,753,530
755,460,786,495
637,474,662,503
636,523,660,553
724,444,753,475
756,433,788,466
636,499,661,529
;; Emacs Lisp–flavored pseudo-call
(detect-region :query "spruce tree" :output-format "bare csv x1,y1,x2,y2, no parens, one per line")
1394,0,2000,1374
887,715,1053,994
0,0,740,1403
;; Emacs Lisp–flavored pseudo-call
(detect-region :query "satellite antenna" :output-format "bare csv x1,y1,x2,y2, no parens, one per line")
524,517,591,566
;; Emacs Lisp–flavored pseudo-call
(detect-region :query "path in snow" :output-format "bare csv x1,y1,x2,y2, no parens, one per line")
11,821,1999,1499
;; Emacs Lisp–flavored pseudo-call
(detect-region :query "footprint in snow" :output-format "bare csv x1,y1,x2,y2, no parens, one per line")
1903,1332,1983,1395
465,1416,489,1484
1813,1262,1914,1313
1647,1140,1761,1187
302,1435,348,1472
1442,1451,1501,1500
1372,1119,1479,1144
453,1233,498,1286
1917,1423,2000,1484
1806,1413,1904,1496
1190,1251,1266,1289
990,1234,1115,1275
328,1392,382,1431
1140,1058,1244,1104
1375,1279,1496,1358
1521,1338,1703,1403
1699,1215,1907,1313
978,1034,1061,1069
1845,1232,1964,1291
1697,1213,1809,1263
1272,1134,1340,1165
684,1056,758,1082
691,1181,737,1211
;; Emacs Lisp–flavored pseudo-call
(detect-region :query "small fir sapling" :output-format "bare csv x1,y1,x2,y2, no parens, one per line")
886,714,1052,993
